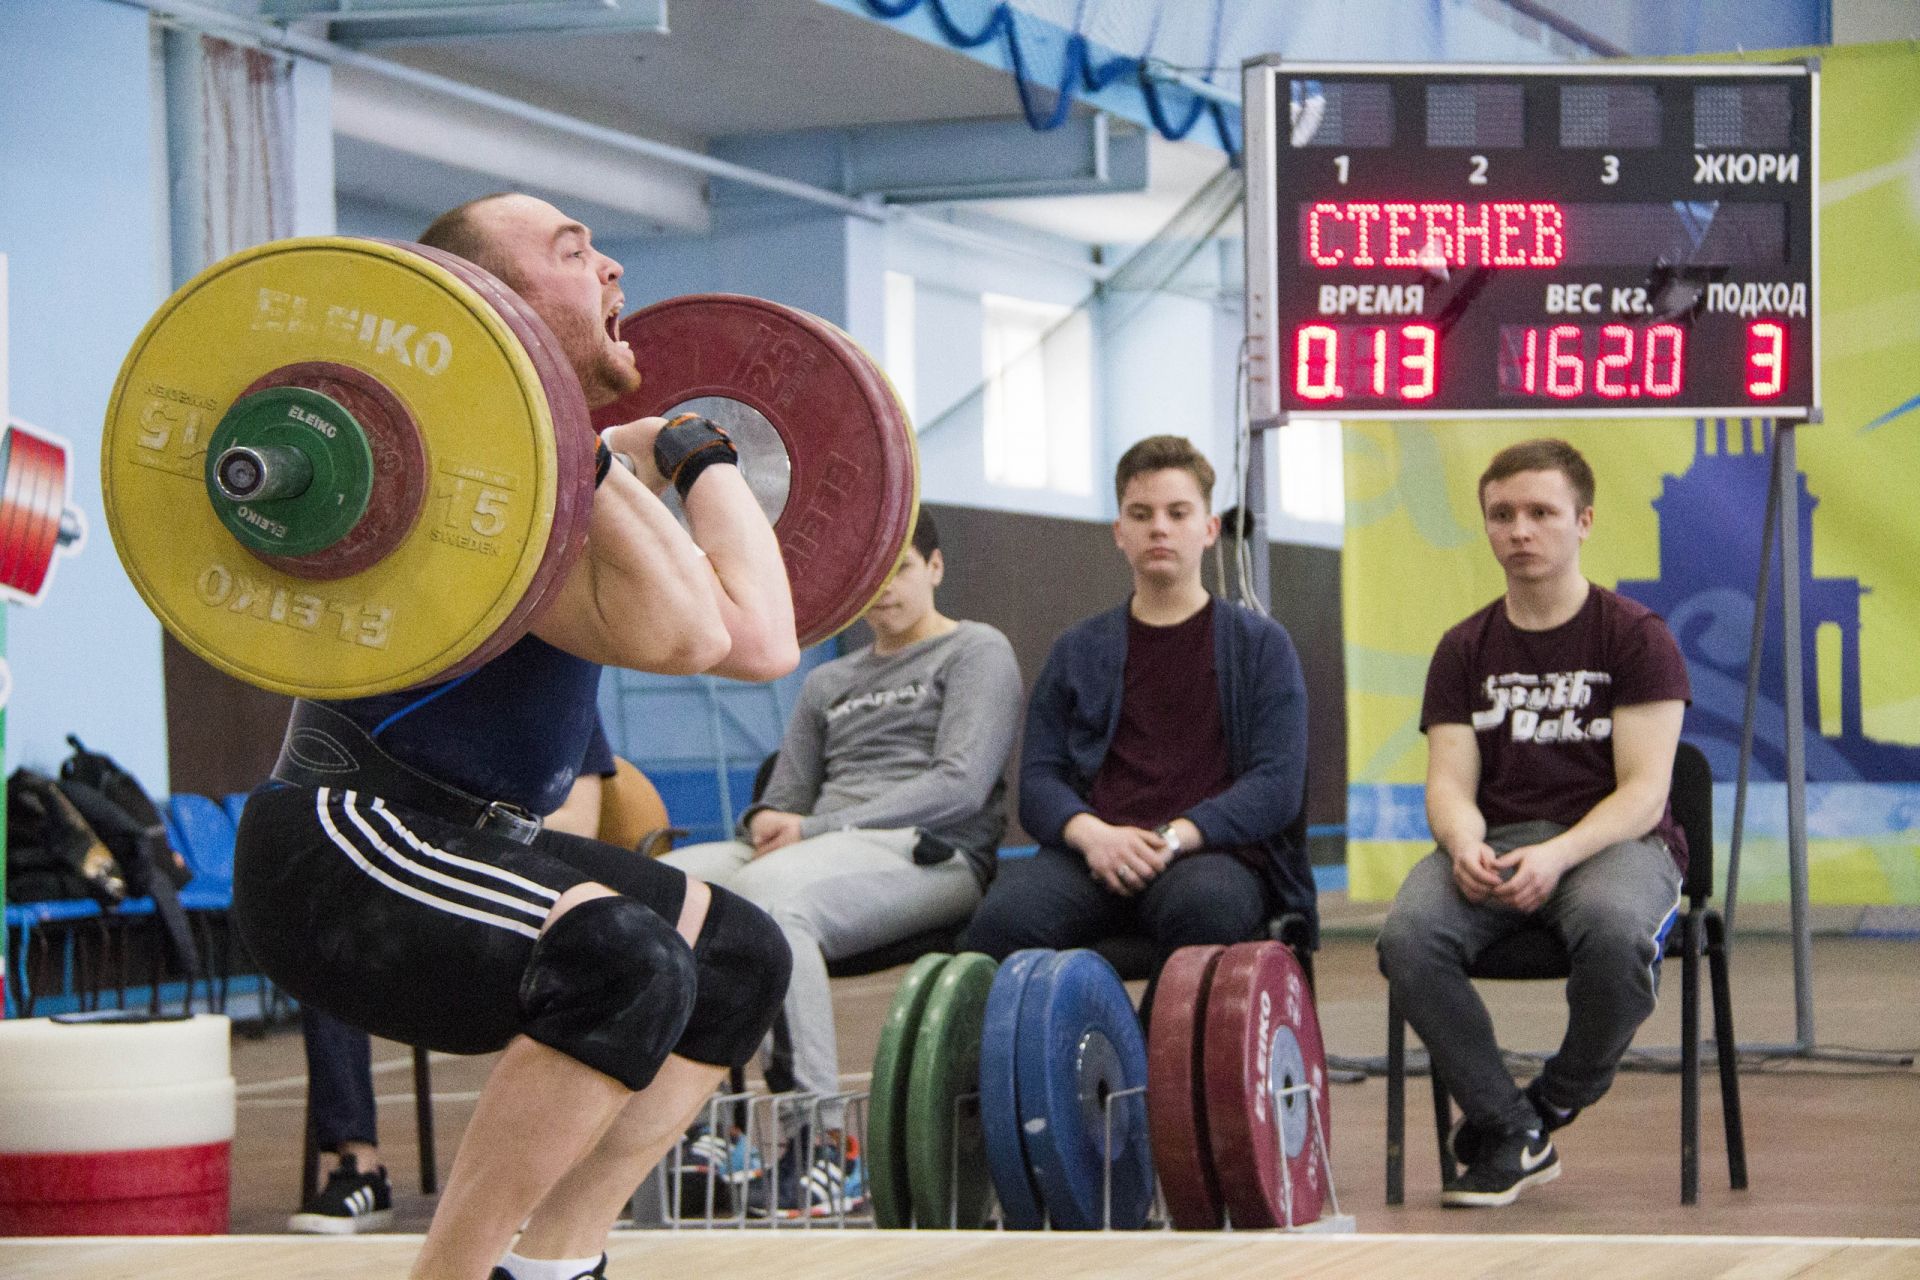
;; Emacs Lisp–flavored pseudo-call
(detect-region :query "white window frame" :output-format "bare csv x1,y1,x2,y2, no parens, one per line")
981,292,1092,495
882,270,917,424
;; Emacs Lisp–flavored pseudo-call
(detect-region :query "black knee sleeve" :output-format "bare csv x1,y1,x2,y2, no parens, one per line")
674,884,792,1068
518,895,698,1091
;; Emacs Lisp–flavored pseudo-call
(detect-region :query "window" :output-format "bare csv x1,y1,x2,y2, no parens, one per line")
1276,418,1344,525
882,270,917,423
981,293,1092,494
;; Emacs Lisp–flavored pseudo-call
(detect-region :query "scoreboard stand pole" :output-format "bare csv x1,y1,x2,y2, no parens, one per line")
1725,422,1907,1067
1768,418,1816,1053
1244,416,1275,614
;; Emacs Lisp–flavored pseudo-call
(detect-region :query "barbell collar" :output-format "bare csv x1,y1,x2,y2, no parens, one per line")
213,443,313,503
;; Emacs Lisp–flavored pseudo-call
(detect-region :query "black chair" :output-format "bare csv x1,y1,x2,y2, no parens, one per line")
1384,740,1748,1205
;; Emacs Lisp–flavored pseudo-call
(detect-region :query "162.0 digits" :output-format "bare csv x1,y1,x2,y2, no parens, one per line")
1498,323,1686,400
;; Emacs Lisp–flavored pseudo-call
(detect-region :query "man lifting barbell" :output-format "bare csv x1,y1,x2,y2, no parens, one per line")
261,194,802,1280
141,193,808,1280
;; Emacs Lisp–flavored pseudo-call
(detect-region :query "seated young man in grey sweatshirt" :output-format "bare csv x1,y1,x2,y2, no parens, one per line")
660,511,1021,1215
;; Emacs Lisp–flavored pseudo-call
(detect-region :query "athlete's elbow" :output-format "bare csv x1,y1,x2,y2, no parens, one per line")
630,617,732,676
719,632,801,683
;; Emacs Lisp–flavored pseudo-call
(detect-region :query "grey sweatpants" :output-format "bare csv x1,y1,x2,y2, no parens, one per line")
1376,821,1683,1135
660,829,983,1125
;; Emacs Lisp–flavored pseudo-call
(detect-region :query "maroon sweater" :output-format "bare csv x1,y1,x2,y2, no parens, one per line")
1088,599,1235,834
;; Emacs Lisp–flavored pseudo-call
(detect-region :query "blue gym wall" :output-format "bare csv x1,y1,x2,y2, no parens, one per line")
0,0,173,790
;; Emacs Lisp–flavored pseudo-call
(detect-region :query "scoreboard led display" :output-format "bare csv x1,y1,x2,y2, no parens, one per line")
1242,62,1818,419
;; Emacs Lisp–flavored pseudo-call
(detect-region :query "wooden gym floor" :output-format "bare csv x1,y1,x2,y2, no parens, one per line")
4,1232,1918,1280
4,895,1916,1277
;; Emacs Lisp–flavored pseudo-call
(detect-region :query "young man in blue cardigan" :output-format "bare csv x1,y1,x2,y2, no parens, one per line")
961,435,1314,963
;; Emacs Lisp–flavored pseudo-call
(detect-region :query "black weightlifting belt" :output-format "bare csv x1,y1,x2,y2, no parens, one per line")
271,699,543,845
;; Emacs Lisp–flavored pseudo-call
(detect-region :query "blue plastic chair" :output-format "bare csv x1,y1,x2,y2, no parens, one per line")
164,793,243,1012
168,794,236,910
4,892,160,1018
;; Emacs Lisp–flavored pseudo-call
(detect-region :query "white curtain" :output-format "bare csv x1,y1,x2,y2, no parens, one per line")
190,34,295,265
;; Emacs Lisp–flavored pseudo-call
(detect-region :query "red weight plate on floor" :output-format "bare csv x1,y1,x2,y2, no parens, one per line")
1202,941,1331,1228
1147,944,1226,1229
0,1142,230,1235
237,361,428,581
594,294,918,647
398,241,597,680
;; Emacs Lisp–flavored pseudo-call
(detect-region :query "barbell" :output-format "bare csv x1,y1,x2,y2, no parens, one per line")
102,236,918,699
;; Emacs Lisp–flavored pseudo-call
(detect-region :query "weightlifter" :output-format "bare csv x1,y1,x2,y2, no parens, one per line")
232,193,801,1280
1376,438,1689,1207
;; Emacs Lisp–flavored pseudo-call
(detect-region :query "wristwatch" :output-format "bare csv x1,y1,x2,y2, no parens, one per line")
1155,822,1183,857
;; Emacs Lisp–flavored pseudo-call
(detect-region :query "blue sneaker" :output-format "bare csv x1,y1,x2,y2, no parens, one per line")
670,1124,758,1217
747,1133,866,1219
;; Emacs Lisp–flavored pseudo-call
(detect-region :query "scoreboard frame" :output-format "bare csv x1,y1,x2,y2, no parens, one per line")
1242,59,1820,422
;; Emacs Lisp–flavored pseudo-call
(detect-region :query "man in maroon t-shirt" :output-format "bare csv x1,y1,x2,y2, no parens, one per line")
1377,438,1690,1208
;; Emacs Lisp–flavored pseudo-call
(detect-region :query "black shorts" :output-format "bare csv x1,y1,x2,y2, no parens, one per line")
233,783,690,1057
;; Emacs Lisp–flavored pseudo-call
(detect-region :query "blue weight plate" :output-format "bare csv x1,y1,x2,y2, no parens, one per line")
978,948,1049,1229
1014,949,1154,1230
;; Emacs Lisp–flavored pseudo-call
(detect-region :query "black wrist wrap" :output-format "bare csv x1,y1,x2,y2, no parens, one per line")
652,414,739,501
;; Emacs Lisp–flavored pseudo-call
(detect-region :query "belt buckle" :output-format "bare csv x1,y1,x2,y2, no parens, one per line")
478,801,541,845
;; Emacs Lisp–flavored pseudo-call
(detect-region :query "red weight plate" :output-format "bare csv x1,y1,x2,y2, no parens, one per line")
238,361,428,581
394,241,597,681
0,1143,230,1235
0,427,65,598
1202,941,1332,1228
0,428,38,591
594,294,918,647
1147,944,1226,1230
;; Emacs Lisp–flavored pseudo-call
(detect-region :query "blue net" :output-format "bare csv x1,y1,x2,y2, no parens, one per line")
857,0,1239,154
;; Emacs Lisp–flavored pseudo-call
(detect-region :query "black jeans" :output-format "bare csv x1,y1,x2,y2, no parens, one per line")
303,1006,377,1153
960,844,1270,960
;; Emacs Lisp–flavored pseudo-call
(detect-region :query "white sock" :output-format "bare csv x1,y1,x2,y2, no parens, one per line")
498,1250,605,1280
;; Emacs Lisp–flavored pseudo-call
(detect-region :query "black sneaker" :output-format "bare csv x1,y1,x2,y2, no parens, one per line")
488,1256,606,1280
287,1154,394,1234
1441,1128,1560,1207
1447,1113,1499,1168
1525,1078,1582,1133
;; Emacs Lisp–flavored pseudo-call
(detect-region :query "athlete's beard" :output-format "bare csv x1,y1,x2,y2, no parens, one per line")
549,305,640,409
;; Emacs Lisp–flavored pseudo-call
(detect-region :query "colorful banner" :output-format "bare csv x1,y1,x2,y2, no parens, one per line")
1344,41,1920,906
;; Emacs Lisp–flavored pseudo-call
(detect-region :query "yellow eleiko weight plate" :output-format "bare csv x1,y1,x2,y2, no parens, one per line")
104,237,571,699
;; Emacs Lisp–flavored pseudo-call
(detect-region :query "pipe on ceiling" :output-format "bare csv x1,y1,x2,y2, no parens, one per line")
114,0,1113,279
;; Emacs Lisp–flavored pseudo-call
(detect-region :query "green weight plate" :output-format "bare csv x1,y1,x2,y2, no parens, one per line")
204,386,374,558
867,952,951,1229
905,952,998,1229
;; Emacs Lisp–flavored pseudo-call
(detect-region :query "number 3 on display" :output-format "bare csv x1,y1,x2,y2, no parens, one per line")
1747,321,1786,398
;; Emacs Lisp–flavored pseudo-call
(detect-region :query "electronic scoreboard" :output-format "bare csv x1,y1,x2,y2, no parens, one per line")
1242,61,1817,420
